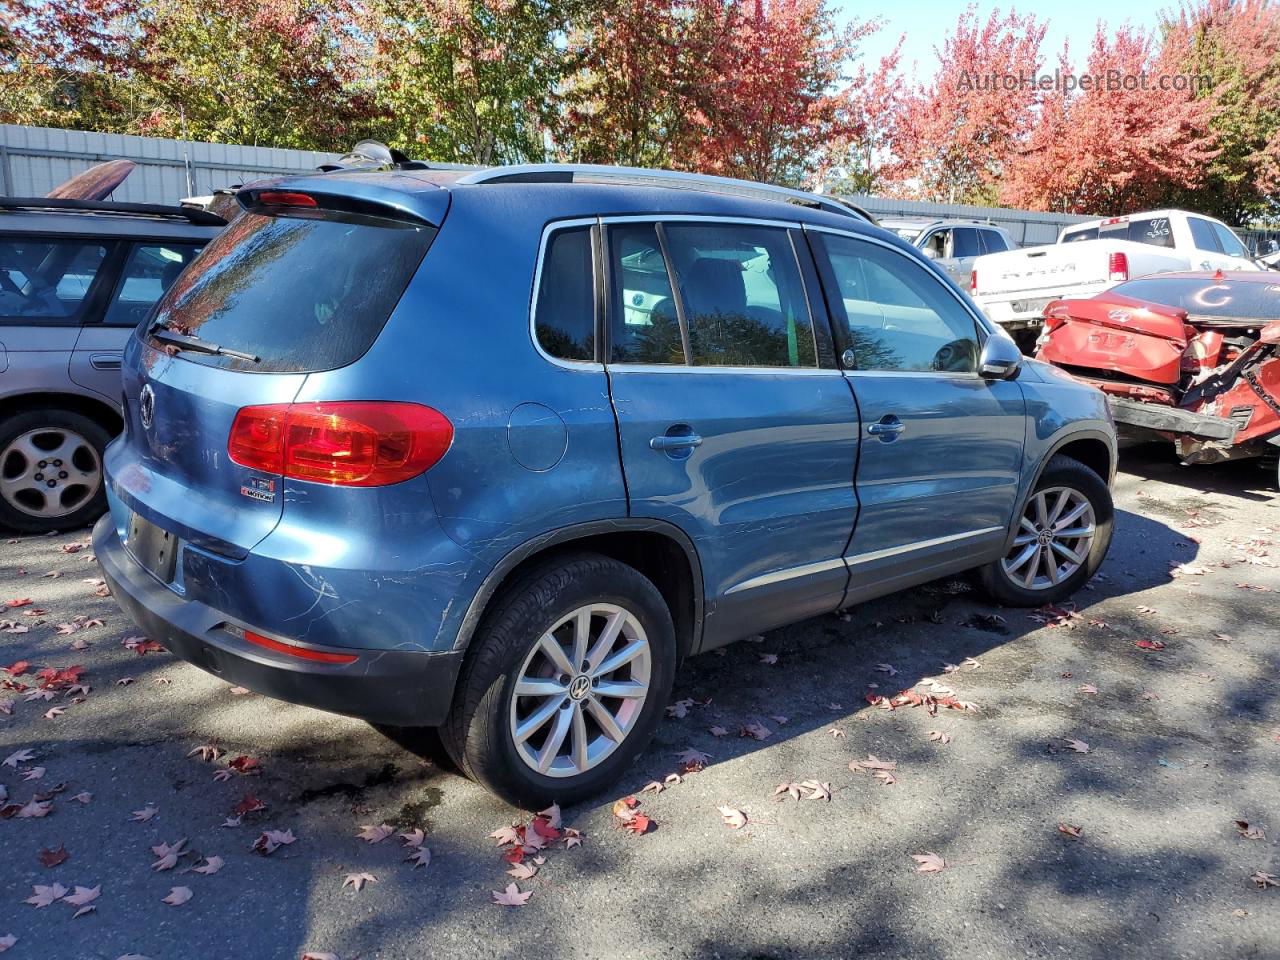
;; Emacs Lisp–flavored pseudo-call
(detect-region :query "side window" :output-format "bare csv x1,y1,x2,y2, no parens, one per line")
1128,217,1175,248
662,222,816,368
103,242,204,327
607,223,684,364
951,228,982,258
1188,218,1221,252
0,239,109,322
533,226,595,362
979,229,1010,254
1210,222,1249,258
817,234,980,374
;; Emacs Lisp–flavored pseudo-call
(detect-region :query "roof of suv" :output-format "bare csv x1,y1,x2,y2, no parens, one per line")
241,164,886,238
0,197,226,241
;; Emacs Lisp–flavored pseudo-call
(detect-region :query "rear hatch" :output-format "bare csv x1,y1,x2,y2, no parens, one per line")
108,175,447,557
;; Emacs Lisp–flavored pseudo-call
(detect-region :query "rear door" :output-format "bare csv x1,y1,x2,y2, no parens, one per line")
70,239,206,403
112,203,437,557
604,217,860,648
808,229,1025,602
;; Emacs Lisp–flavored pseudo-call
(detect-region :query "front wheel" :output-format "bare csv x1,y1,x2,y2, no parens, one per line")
978,454,1114,606
441,553,676,809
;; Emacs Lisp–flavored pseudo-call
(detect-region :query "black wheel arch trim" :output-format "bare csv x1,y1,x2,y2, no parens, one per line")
452,517,705,659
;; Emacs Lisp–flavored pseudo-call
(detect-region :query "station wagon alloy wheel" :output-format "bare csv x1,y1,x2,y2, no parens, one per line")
0,427,102,520
509,603,652,778
1001,486,1096,591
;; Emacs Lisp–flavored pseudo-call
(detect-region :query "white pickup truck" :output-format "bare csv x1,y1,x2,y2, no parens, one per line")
971,209,1261,334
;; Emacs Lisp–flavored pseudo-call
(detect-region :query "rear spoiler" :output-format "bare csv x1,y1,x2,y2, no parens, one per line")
236,178,449,228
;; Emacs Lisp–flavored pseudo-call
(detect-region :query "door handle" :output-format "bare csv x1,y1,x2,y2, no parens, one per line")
89,353,122,370
649,433,703,451
867,415,905,441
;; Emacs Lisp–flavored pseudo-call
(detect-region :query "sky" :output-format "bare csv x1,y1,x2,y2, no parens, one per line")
838,0,1174,80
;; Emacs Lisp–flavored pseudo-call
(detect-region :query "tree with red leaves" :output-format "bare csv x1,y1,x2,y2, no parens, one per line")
998,25,1219,214
889,7,1048,204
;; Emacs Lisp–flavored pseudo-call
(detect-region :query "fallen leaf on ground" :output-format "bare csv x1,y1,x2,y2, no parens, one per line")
193,856,224,875
759,653,778,665
399,828,426,848
1250,871,1278,889
21,766,45,781
492,882,532,906
1079,684,1098,695
252,829,296,855
38,844,69,867
620,813,652,835
162,886,192,906
70,792,91,804
3,748,35,767
507,860,538,880
342,873,377,892
912,852,946,873
25,883,68,907
740,722,772,741
63,885,100,916
1135,639,1165,651
406,846,431,868
151,838,187,871
1064,738,1091,754
130,805,158,822
719,806,749,829
928,731,952,744
0,934,15,952
187,745,224,762
675,747,710,768
357,823,395,844
850,755,897,773
1058,823,1083,839
828,727,845,739
708,725,728,737
875,663,898,676
1235,820,1266,841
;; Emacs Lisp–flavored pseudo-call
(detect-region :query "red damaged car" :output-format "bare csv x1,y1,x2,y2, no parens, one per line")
1036,271,1280,482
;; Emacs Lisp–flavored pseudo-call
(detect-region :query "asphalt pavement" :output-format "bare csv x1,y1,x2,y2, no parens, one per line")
1,444,1278,960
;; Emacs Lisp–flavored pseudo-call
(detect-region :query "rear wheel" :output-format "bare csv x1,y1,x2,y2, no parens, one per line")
978,455,1113,606
0,410,110,534
441,553,675,808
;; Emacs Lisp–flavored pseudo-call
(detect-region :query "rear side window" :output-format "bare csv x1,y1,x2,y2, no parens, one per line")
663,222,816,368
0,238,108,323
951,228,982,258
104,242,204,327
1127,217,1174,248
607,223,684,365
979,230,1010,254
1189,217,1222,252
147,211,435,372
534,226,595,362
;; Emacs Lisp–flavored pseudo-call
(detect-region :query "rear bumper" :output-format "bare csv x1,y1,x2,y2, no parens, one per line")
93,515,463,726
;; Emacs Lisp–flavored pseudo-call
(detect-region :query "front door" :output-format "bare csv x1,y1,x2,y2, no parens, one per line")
808,229,1026,603
604,218,860,648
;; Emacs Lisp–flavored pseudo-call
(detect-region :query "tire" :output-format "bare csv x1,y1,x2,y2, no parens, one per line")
441,552,676,809
978,454,1113,606
0,409,111,535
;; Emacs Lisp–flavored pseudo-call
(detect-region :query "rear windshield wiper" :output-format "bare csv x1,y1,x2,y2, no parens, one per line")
147,324,260,363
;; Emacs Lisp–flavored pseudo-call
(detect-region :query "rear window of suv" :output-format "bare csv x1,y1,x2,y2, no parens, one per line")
146,211,435,372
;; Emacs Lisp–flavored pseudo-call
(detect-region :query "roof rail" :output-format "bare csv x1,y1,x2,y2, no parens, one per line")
0,197,226,227
455,164,868,221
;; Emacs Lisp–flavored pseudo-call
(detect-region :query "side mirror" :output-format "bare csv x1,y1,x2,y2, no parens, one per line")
979,335,1023,380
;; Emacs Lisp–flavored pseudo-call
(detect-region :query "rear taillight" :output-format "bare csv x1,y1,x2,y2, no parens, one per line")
228,401,453,486
1108,252,1129,282
970,269,977,293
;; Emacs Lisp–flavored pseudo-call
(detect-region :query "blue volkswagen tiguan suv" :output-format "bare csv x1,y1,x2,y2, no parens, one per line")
94,163,1116,807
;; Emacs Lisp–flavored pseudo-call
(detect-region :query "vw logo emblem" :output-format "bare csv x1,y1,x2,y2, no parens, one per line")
139,384,156,430
568,675,591,701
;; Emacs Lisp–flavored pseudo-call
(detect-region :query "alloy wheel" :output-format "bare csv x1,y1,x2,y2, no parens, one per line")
1001,486,1096,591
509,603,652,778
0,428,102,519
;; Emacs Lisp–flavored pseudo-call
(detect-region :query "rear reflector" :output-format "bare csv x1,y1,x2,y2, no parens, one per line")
229,401,453,486
1108,252,1129,282
970,269,977,293
243,629,358,664
256,190,317,208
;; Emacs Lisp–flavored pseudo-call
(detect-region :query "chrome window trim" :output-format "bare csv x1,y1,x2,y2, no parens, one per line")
804,224,1000,341
602,214,827,373
528,216,606,372
844,526,1004,567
